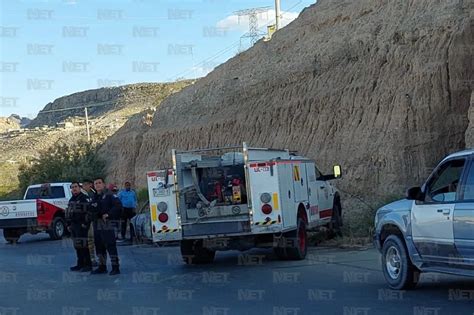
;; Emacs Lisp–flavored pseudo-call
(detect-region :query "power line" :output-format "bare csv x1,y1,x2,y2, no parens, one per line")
235,6,271,51
171,0,306,80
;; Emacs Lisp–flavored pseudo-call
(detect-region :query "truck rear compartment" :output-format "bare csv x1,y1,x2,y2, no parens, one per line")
175,151,252,237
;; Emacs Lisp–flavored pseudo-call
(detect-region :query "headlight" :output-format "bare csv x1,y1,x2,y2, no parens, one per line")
260,193,272,204
157,202,168,212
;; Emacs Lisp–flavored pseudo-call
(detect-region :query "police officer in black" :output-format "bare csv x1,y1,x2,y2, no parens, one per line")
66,182,93,272
91,177,122,275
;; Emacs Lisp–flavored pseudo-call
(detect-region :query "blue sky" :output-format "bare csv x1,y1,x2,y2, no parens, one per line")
0,0,314,118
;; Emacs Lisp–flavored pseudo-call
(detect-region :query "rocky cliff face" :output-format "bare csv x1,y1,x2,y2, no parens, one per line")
101,0,473,201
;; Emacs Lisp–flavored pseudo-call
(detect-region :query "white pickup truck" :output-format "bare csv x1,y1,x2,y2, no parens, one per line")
0,182,71,243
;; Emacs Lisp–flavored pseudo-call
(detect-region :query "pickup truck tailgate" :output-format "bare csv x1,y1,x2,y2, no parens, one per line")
0,200,37,221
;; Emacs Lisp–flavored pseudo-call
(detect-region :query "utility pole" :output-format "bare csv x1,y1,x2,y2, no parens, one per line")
275,0,281,30
84,107,91,142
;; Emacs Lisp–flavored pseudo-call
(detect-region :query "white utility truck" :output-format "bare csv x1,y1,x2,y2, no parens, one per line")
147,143,342,263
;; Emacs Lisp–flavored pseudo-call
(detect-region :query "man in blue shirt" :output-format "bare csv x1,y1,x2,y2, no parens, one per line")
118,181,137,242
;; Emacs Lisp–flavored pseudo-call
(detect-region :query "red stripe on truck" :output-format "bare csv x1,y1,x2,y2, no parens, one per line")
36,200,63,228
319,208,333,218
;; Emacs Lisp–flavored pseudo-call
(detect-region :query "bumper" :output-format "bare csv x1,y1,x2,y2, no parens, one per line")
182,221,251,238
0,218,38,229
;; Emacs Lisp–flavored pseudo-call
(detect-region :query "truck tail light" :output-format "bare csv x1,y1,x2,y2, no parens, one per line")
261,204,272,215
157,202,168,212
158,213,169,223
37,200,45,215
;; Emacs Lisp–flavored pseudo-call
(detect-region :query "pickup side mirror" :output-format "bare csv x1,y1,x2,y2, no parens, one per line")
333,165,342,179
407,186,424,201
317,165,342,181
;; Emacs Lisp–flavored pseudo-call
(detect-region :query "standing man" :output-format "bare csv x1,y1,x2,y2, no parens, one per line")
91,177,121,275
65,182,92,272
118,181,137,243
82,179,98,267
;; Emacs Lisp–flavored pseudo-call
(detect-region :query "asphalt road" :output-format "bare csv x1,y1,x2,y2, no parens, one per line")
0,231,473,315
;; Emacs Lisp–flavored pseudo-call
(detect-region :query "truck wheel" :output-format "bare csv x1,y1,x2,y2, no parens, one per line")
285,218,308,260
48,217,66,240
3,228,21,244
381,235,419,290
180,240,215,264
329,202,343,237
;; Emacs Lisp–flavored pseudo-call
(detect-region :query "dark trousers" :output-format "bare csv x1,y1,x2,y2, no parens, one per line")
121,207,136,239
94,220,119,269
71,224,92,268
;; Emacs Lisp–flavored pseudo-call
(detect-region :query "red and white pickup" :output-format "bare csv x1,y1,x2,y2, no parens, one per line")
0,182,72,243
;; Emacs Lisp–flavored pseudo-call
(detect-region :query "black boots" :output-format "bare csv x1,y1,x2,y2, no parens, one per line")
109,268,120,276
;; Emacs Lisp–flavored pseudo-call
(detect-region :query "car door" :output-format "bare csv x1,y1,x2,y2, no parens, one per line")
305,164,320,224
411,158,466,264
315,165,332,220
454,158,474,265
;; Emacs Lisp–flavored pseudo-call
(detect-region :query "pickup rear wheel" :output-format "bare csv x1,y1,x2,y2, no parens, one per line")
329,202,343,237
381,235,419,290
283,218,307,260
48,217,66,240
3,228,21,244
180,240,215,264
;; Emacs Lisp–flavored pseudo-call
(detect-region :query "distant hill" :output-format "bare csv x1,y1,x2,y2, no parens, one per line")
0,117,20,133
7,114,31,128
28,81,193,128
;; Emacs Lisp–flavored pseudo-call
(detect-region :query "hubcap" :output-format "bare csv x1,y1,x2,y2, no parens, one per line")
56,221,64,236
385,246,402,280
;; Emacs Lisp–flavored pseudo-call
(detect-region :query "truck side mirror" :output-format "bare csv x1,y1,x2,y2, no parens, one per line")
407,186,424,201
333,165,342,178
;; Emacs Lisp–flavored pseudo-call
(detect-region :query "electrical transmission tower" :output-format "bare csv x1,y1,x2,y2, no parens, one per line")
234,6,271,52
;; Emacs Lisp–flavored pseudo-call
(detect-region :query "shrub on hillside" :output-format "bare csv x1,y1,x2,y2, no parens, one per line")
18,141,105,194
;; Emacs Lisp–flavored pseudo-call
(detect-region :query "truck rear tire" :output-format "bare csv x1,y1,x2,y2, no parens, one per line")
329,202,343,237
3,228,21,244
180,240,216,264
275,218,307,260
381,235,419,290
48,217,66,240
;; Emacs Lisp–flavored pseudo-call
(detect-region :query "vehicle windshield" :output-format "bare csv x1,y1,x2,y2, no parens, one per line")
25,186,65,200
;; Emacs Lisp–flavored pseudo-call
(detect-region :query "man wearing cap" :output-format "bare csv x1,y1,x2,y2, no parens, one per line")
66,182,93,272
91,177,122,275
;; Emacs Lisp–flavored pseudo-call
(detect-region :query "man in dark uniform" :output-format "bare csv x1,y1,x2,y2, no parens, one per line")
66,182,92,272
91,177,122,275
82,179,98,267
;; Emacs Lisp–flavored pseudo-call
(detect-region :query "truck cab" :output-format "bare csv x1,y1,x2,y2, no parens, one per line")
0,182,72,243
147,143,342,264
375,149,474,289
